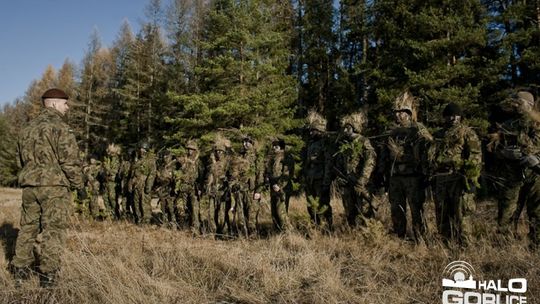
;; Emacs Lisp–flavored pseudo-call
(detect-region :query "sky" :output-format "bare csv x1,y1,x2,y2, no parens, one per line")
0,0,151,107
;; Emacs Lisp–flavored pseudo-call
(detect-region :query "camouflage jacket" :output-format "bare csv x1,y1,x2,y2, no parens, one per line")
490,117,540,181
102,155,121,183
380,122,433,177
325,135,376,190
229,148,264,192
155,158,176,196
174,154,201,193
430,123,482,177
130,152,157,193
205,153,230,195
17,107,83,189
303,137,327,183
83,162,102,192
265,150,294,191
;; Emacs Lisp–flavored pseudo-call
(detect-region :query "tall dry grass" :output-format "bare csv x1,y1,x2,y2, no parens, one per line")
0,187,538,303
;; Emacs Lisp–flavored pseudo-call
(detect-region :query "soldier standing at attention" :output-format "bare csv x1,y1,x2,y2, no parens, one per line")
10,88,85,287
379,91,432,242
266,138,294,232
326,112,376,227
303,111,332,229
102,144,122,219
430,103,482,246
130,142,157,225
174,140,202,234
488,90,540,248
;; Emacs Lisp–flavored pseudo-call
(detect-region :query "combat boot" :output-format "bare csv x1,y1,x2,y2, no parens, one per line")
39,271,58,288
9,265,31,288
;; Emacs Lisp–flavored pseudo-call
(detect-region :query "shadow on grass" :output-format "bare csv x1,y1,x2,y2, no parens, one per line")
0,223,18,262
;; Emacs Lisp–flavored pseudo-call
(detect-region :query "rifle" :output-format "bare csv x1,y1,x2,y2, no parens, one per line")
331,165,374,207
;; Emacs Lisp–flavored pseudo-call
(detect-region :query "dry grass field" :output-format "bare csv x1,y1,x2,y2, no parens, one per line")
0,187,538,303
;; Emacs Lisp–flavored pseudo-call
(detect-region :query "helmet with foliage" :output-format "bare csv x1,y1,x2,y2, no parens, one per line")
213,134,231,151
341,111,367,133
306,110,327,132
393,91,418,121
185,139,199,151
106,143,121,156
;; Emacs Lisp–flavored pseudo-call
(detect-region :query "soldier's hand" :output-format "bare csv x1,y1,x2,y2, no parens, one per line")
520,154,540,168
77,188,88,201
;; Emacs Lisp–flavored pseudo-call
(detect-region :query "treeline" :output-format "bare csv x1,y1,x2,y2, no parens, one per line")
0,0,539,186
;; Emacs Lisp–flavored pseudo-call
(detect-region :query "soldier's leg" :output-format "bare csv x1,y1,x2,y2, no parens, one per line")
141,192,153,224
305,182,319,225
132,187,143,224
104,182,116,218
247,193,260,236
525,178,540,249
459,191,476,247
237,190,249,237
433,176,451,240
37,187,71,276
407,177,427,241
11,188,41,270
497,181,522,236
388,177,407,238
189,191,201,234
277,191,290,231
341,187,355,226
320,186,333,230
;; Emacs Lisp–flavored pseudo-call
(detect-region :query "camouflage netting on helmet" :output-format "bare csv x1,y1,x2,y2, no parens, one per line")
186,139,199,150
106,143,121,155
393,91,418,122
306,110,327,132
213,133,231,151
341,112,367,133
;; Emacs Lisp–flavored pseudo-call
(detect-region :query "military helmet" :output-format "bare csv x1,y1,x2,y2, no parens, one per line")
306,110,327,132
501,90,535,112
213,134,231,151
185,139,198,150
442,102,463,117
341,112,367,133
42,88,69,100
393,91,418,121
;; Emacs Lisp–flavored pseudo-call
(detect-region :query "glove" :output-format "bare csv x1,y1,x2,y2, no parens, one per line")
77,188,88,201
500,146,523,160
520,154,540,168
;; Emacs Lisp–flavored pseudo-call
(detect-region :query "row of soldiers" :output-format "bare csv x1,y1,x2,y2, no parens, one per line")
77,89,540,248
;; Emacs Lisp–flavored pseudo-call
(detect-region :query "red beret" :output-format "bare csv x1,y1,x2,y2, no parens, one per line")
41,88,69,100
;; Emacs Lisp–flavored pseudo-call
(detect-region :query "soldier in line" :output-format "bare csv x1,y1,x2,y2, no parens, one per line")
129,142,157,224
205,135,232,235
429,103,482,246
156,150,178,228
303,111,332,229
118,149,134,219
488,90,540,248
84,157,103,219
378,91,433,242
265,138,294,232
229,136,264,237
326,112,377,227
102,143,122,219
174,140,203,234
10,88,85,287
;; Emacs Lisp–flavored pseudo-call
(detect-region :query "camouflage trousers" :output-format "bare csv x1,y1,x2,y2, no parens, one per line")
87,181,101,219
388,175,427,240
159,193,178,227
103,181,118,219
176,190,200,232
270,189,291,232
206,190,231,235
338,185,371,227
12,186,71,274
231,189,260,237
305,178,332,229
432,173,475,246
498,171,540,248
133,185,152,224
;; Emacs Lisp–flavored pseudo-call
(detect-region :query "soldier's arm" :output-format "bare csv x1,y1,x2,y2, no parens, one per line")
359,138,376,188
57,125,84,190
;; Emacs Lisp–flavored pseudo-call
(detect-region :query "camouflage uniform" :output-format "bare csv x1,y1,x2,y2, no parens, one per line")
326,112,376,226
118,156,132,218
12,104,84,281
102,145,121,219
265,139,294,232
205,136,231,235
489,91,540,247
174,141,202,233
303,111,332,228
430,103,482,245
156,153,178,227
229,138,264,237
129,146,157,224
83,159,103,219
380,92,432,241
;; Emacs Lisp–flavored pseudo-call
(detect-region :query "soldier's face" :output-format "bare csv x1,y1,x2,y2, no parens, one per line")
343,124,355,138
395,111,411,126
215,149,224,160
243,140,253,150
272,144,281,152
310,129,322,138
187,148,196,157
445,115,461,126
